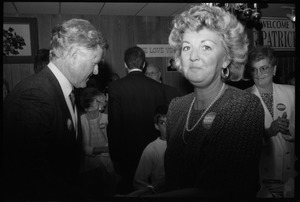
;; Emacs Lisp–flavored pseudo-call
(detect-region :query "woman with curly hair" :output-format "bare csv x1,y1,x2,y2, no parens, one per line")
154,4,265,198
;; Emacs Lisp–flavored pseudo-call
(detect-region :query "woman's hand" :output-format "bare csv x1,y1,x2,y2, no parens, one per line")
267,112,290,137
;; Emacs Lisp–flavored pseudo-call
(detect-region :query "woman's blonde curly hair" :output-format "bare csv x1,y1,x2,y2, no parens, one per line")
168,4,249,81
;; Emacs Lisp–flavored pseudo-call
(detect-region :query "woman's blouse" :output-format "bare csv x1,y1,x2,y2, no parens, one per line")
80,112,108,155
164,86,265,197
260,92,273,118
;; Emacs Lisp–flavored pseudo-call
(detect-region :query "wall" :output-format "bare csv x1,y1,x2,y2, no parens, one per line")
3,5,296,95
3,13,194,95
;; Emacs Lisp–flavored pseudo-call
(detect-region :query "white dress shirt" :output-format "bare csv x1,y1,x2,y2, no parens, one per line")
48,62,78,137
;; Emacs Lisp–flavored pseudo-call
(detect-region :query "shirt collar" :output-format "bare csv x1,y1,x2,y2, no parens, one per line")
128,68,142,73
48,62,73,98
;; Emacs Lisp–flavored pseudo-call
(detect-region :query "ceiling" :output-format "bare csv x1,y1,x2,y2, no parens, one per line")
3,2,295,17
3,2,191,16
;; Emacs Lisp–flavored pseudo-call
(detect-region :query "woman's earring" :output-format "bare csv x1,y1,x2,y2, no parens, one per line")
221,67,229,79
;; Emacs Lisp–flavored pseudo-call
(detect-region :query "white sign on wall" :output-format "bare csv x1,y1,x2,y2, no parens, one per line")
137,44,175,57
254,17,295,51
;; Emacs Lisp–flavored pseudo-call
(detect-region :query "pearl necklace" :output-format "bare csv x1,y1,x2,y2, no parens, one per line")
183,83,225,144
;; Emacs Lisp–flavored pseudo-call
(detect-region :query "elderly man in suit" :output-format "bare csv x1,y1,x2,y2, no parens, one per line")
107,46,168,194
145,63,182,104
3,18,106,199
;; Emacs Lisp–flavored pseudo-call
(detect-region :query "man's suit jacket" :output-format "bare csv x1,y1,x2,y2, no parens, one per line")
160,82,182,105
107,71,167,173
3,66,82,199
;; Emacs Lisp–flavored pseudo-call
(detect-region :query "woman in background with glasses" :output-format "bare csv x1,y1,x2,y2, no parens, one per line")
246,45,296,198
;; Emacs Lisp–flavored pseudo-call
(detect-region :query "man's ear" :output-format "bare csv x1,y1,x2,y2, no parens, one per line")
154,123,159,130
124,62,128,69
70,47,79,58
69,47,81,66
142,62,146,69
158,71,161,78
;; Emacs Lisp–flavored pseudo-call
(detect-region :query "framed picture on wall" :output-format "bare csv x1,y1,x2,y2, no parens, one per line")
3,17,39,64
166,58,177,72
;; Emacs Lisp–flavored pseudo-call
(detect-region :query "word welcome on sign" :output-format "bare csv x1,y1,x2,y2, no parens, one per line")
137,44,175,57
254,17,295,51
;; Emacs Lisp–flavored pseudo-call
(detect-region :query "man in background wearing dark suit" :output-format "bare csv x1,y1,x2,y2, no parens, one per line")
145,63,182,104
3,18,107,200
107,46,168,194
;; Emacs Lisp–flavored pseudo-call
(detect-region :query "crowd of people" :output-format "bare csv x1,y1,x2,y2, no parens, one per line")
2,3,296,200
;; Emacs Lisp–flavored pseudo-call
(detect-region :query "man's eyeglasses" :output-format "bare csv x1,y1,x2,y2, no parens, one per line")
250,65,273,75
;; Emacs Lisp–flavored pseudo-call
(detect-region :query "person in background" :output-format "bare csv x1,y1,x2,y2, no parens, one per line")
225,65,254,90
167,58,177,71
80,87,116,196
3,18,106,200
129,105,168,196
245,45,296,198
2,78,10,101
34,49,50,74
145,63,182,104
287,71,295,86
107,46,167,194
154,4,264,198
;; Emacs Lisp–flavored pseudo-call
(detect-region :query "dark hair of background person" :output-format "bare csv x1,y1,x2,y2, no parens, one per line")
124,46,145,70
87,61,120,94
34,49,50,74
80,87,103,110
153,105,168,124
2,78,10,101
247,45,281,84
2,78,10,93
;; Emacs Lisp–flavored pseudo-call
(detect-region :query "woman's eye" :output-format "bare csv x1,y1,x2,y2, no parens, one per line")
202,45,212,51
182,46,190,51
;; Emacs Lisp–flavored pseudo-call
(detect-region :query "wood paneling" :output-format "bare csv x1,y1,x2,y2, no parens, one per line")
3,13,296,95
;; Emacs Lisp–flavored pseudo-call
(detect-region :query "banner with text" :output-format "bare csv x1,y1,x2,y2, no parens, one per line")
254,17,295,51
137,44,175,57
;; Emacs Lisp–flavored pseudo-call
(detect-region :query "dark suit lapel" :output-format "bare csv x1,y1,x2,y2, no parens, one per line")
42,67,77,137
43,67,72,117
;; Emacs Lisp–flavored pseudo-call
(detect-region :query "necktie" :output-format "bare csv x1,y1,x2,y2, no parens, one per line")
69,90,76,111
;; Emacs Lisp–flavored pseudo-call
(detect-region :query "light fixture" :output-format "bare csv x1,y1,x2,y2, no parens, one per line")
286,8,295,22
213,3,262,22
200,3,263,29
251,3,261,22
282,6,295,22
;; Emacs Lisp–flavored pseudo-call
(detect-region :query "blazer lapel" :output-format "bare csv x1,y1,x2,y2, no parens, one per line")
43,67,76,136
252,85,273,128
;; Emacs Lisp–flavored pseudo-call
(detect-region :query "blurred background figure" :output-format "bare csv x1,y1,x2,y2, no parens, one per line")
167,58,176,71
246,45,296,198
129,104,168,196
2,78,10,101
34,49,50,74
80,87,116,196
145,62,162,82
107,46,167,194
145,63,182,104
287,71,295,86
